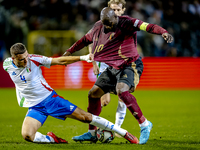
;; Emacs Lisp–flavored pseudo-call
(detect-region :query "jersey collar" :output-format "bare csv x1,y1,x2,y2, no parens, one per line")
12,61,18,68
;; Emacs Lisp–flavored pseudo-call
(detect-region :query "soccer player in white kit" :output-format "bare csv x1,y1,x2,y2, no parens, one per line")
3,43,139,144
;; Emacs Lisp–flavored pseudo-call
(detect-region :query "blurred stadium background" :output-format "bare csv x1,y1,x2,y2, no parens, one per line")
0,0,200,89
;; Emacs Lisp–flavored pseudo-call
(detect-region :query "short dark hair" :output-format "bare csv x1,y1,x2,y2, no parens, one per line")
10,43,27,56
100,7,116,23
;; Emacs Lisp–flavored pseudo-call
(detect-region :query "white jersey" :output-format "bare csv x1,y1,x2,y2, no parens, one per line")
97,62,109,73
3,54,53,107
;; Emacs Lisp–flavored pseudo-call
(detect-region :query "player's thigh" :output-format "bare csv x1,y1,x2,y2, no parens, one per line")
117,66,140,93
95,68,117,94
22,116,42,136
66,107,92,123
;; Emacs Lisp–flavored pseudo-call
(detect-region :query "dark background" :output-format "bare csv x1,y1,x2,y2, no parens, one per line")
0,0,200,60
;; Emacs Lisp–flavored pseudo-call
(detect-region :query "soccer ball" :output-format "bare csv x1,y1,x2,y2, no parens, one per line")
96,128,115,143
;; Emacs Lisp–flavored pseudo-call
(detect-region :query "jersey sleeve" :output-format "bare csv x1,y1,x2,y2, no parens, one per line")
128,16,168,35
29,54,52,68
122,16,168,35
119,16,143,32
3,58,12,72
66,22,100,54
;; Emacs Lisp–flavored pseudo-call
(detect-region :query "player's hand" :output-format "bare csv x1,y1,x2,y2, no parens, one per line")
92,61,100,75
162,33,173,43
89,53,94,61
80,54,92,63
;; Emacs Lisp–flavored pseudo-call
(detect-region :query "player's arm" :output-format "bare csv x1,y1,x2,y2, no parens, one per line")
51,54,91,66
63,27,95,56
139,22,173,43
89,43,99,75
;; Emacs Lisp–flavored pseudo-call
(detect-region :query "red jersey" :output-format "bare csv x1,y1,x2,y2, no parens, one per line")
67,16,167,69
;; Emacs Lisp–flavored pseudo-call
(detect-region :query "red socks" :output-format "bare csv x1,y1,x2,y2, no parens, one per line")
87,97,101,130
118,91,146,124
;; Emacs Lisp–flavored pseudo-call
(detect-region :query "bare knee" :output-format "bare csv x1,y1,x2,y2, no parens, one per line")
116,82,130,95
101,99,109,106
21,130,35,142
101,94,110,107
21,117,41,142
88,85,104,99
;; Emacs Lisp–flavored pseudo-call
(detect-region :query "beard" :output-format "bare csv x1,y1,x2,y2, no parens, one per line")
103,23,117,34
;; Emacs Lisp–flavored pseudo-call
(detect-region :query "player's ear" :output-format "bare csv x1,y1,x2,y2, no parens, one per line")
122,8,126,14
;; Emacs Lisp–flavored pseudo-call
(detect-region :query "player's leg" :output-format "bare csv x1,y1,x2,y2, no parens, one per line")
117,85,152,144
70,85,104,142
71,68,118,142
115,98,127,128
98,63,111,107
67,107,138,144
22,116,67,143
71,69,117,142
21,116,43,142
87,68,117,133
22,93,68,143
88,85,105,131
101,93,111,107
114,98,127,138
116,59,153,144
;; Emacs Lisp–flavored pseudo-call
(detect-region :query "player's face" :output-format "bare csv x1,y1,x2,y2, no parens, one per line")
12,51,29,68
102,15,118,32
110,3,125,16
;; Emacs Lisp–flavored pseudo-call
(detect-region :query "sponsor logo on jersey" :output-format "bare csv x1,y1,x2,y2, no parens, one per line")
122,74,128,78
70,105,74,111
109,33,115,40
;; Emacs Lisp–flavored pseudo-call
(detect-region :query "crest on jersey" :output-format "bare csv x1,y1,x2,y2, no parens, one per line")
109,33,115,40
12,71,16,75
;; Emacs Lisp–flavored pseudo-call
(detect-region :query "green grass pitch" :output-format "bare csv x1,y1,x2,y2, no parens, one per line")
0,88,199,150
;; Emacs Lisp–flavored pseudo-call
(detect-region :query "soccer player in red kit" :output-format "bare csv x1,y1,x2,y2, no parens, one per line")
63,7,173,144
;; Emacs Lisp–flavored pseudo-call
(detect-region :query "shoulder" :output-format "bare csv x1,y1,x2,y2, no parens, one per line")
118,16,143,28
87,21,103,35
95,20,103,25
119,15,141,23
93,20,103,29
29,54,52,67
29,54,43,59
3,57,12,67
29,54,49,62
3,57,13,71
